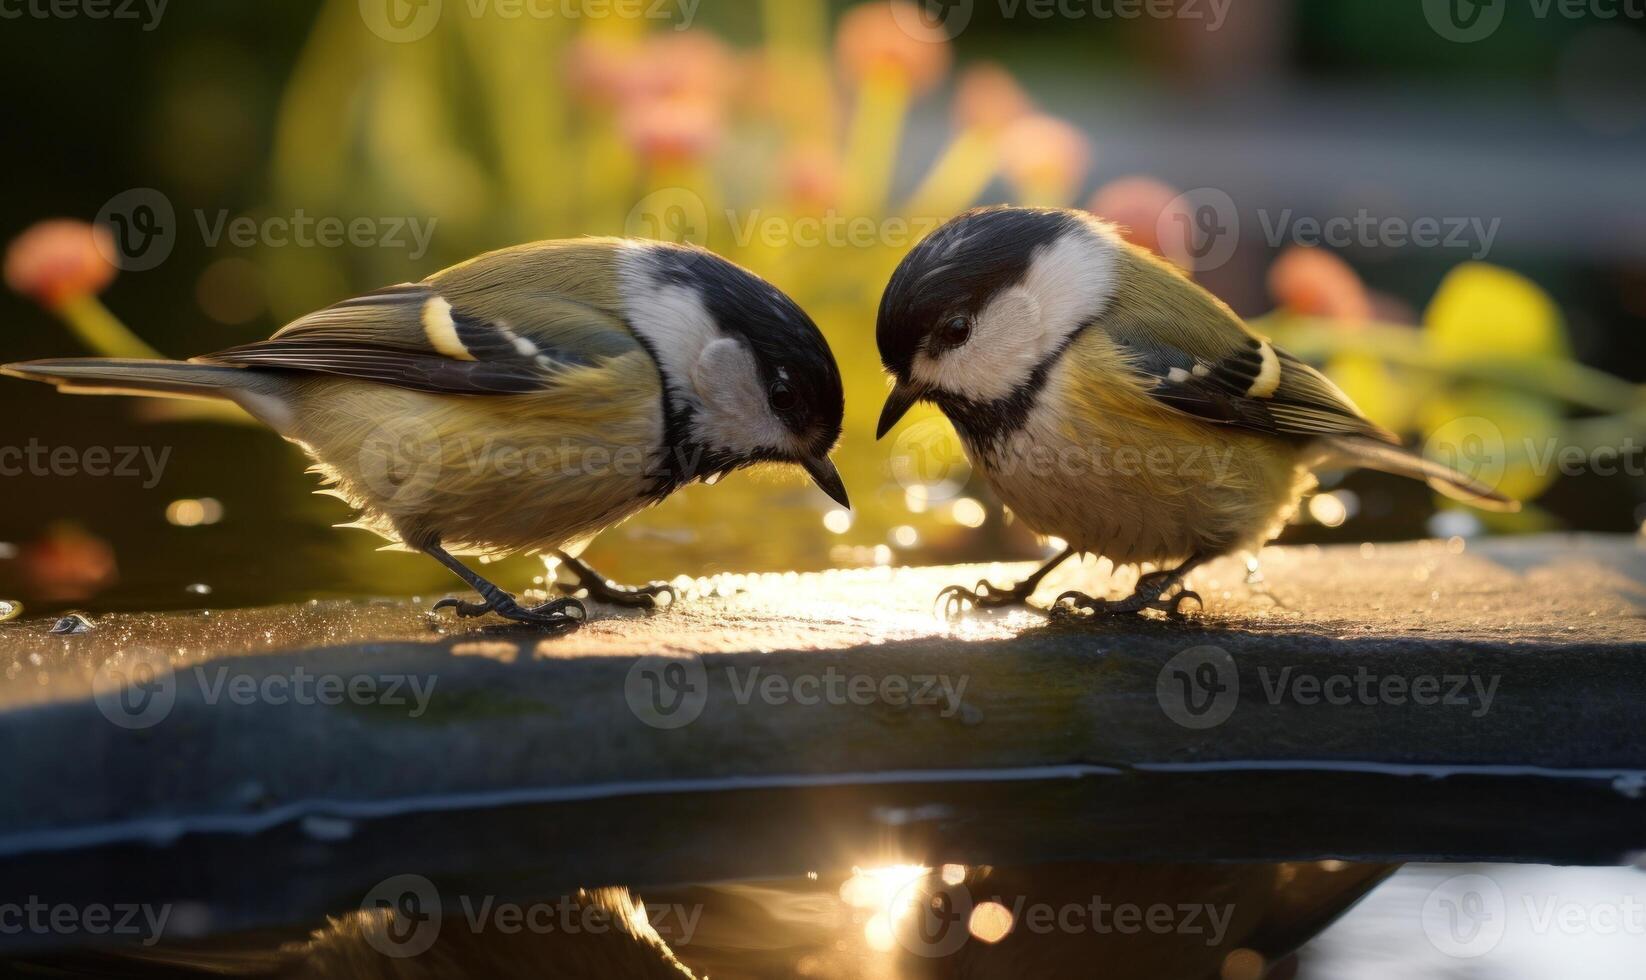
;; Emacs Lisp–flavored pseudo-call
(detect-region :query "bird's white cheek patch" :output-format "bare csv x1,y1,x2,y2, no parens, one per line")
615,248,720,404
913,287,1044,403
691,338,788,454
912,225,1121,405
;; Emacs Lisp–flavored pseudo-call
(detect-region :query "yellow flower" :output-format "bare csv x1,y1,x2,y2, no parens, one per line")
1426,262,1567,361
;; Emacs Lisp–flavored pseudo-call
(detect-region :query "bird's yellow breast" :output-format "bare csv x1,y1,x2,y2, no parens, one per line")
280,349,667,556
971,330,1313,566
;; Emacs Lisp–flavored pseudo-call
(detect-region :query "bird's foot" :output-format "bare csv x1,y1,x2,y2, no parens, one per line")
1052,580,1203,619
937,578,1037,618
433,590,586,633
553,555,676,609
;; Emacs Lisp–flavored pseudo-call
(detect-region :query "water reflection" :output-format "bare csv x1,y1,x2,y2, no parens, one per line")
11,860,1399,978
12,861,1641,977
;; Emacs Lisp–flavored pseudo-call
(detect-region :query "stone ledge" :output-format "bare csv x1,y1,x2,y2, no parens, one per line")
0,534,1641,944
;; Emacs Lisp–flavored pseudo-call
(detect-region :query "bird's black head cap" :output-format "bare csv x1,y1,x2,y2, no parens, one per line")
648,244,845,462
876,207,1079,382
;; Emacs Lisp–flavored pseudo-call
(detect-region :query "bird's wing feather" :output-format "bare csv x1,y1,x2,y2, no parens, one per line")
1099,248,1395,442
201,241,644,396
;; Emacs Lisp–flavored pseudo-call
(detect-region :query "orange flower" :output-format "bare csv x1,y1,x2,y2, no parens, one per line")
953,63,1035,132
4,220,117,307
1087,176,1191,268
20,523,117,603
1268,245,1373,322
997,114,1091,200
835,2,952,95
633,33,736,107
569,33,736,112
619,98,724,165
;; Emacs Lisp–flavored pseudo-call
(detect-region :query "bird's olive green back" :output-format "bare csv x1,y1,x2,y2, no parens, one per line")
204,238,655,396
1095,244,1392,442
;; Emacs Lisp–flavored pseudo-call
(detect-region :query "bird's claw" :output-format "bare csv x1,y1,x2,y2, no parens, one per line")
1051,586,1203,619
432,596,492,618
557,577,676,610
433,593,587,633
936,579,1028,619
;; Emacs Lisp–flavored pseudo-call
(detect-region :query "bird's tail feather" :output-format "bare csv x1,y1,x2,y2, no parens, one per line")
1320,434,1520,512
1,358,251,400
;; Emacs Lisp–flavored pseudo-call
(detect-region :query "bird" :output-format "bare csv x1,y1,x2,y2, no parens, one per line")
873,206,1515,617
4,237,848,632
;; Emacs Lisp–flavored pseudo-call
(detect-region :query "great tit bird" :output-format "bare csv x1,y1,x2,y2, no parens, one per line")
874,206,1515,616
5,238,848,632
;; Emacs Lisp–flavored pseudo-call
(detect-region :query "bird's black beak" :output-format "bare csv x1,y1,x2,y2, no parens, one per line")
876,381,924,440
803,455,851,509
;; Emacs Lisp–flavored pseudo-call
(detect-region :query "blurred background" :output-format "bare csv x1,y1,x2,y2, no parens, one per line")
1,0,1644,612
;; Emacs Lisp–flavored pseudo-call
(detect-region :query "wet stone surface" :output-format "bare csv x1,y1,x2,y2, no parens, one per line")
0,533,1641,867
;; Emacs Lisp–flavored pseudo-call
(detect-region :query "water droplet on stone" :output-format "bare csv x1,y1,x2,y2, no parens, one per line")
49,614,93,635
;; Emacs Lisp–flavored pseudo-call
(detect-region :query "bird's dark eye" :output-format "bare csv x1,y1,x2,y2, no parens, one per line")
768,380,797,414
934,315,972,350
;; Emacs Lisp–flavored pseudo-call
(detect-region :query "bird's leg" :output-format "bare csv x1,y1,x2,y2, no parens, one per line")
1056,555,1207,618
551,551,676,609
938,547,1075,618
425,543,585,633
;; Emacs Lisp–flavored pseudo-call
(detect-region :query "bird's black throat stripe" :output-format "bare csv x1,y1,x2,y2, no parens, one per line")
932,323,1092,453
